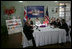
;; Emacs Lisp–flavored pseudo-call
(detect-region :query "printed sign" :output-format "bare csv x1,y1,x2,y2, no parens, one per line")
6,19,23,34
27,6,44,18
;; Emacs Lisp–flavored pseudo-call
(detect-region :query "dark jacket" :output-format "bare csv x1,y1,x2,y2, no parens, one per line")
60,22,69,36
23,24,34,40
50,21,57,26
56,22,61,28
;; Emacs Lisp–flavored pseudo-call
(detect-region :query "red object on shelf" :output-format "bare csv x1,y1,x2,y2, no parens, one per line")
5,7,16,16
9,10,12,14
5,9,9,14
11,9,14,13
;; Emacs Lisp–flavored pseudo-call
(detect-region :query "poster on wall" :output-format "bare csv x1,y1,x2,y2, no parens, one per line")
27,6,44,18
6,19,23,34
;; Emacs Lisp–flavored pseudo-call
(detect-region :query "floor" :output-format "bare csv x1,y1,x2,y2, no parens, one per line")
1,33,71,48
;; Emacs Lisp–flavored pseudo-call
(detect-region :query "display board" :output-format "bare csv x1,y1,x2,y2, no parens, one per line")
27,6,44,18
6,19,23,34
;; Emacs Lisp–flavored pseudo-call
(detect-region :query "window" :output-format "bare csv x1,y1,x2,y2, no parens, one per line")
59,2,71,21
59,3,65,18
65,3,71,22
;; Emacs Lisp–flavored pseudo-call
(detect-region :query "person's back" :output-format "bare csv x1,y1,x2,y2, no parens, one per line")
23,21,33,40
60,19,69,36
23,21,36,47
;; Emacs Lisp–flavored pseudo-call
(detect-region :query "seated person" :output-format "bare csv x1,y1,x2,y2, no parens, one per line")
50,18,53,25
43,18,49,26
35,18,41,26
50,17,57,28
56,18,61,28
60,19,69,36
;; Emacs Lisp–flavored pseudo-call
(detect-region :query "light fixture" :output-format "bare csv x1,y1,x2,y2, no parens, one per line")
54,1,58,2
19,1,23,2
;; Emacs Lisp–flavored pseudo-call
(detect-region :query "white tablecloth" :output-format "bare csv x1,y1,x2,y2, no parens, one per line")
22,26,66,48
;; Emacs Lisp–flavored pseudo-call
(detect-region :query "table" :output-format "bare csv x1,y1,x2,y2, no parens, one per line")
22,26,66,48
